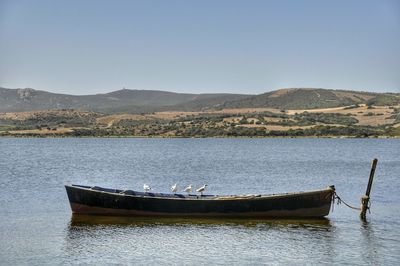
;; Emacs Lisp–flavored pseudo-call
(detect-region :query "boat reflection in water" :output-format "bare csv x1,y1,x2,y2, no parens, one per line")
69,213,332,229
65,214,335,264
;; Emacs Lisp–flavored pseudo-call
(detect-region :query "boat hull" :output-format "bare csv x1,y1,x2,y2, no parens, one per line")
65,185,334,218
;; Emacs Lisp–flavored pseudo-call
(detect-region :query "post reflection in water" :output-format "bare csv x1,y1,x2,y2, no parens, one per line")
359,221,376,264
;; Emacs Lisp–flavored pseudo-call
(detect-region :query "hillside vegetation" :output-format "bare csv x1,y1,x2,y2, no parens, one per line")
1,105,399,138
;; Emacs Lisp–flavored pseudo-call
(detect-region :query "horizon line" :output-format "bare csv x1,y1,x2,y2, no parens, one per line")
1,85,399,96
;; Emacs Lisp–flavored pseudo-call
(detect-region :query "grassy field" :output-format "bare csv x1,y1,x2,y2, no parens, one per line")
0,104,399,137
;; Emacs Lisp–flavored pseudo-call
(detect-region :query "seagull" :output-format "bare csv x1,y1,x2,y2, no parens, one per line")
196,184,208,196
143,184,151,192
171,183,177,194
183,184,192,194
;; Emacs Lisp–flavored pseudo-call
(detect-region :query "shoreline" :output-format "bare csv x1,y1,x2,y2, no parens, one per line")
1,134,398,139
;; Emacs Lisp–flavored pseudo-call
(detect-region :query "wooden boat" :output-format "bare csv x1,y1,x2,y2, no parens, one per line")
65,184,335,218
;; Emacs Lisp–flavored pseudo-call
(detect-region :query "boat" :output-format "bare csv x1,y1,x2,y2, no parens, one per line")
65,184,335,218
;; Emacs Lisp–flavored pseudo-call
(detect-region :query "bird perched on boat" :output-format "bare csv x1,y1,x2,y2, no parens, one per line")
196,184,207,196
143,184,151,192
183,184,192,194
171,183,177,194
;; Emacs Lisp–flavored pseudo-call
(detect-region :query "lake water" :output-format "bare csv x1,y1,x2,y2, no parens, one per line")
0,138,399,265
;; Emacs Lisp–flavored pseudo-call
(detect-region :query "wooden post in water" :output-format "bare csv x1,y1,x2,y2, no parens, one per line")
360,158,378,220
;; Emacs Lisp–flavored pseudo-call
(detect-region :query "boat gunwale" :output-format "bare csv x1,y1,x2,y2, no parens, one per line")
66,184,334,202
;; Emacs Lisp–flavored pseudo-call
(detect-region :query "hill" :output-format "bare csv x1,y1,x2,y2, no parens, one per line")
0,87,249,113
1,87,399,114
220,88,400,110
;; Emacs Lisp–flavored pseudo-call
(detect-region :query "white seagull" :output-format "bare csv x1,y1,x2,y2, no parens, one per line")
143,184,151,192
183,184,192,194
171,183,177,193
196,184,208,196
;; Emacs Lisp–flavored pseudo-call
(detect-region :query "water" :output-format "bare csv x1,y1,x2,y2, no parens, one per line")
0,138,399,265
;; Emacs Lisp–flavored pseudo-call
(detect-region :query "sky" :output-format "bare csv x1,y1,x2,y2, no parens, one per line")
0,0,399,95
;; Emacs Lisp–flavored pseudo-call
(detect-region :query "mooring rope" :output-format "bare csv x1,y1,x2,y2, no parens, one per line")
332,192,362,211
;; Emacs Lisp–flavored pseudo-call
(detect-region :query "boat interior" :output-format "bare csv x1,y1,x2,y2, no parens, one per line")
73,184,216,199
69,184,328,200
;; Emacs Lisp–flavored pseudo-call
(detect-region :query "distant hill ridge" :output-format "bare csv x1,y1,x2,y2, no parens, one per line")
0,87,249,113
0,87,399,113
220,88,400,110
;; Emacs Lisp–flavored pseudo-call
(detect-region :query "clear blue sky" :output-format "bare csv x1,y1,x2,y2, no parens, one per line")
0,0,399,95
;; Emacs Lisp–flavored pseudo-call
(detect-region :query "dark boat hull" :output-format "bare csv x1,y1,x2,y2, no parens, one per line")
65,185,334,218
